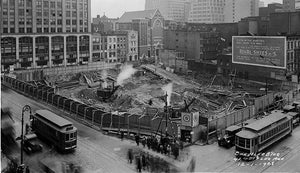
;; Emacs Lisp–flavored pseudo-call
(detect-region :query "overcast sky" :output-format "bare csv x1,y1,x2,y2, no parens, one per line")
91,0,283,18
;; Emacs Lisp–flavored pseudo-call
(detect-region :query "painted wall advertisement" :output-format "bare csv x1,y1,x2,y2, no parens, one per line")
232,36,286,69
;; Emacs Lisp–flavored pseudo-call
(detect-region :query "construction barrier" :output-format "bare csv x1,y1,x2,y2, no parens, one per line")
2,75,179,138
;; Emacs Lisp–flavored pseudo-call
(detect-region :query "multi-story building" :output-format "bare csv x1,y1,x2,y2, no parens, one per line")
0,0,92,71
259,3,283,17
224,0,259,23
92,30,138,63
259,1,265,7
92,14,118,33
117,10,164,58
163,28,220,62
145,0,191,23
286,36,300,75
283,0,300,11
188,0,225,23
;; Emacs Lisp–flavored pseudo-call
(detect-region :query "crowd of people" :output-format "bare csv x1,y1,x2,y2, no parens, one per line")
134,134,183,160
127,149,179,173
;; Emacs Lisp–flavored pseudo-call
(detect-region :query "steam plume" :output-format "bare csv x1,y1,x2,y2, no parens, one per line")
162,83,173,106
117,64,137,85
101,70,108,88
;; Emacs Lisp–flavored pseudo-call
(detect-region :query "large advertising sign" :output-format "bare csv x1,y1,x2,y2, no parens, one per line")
232,36,286,69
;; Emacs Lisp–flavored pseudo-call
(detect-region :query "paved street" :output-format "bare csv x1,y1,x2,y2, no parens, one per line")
1,85,137,173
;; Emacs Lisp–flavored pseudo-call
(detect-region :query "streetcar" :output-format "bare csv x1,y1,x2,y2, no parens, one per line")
31,109,77,152
235,111,293,160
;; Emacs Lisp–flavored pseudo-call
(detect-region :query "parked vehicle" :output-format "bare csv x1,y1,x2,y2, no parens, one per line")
218,125,242,148
23,133,43,154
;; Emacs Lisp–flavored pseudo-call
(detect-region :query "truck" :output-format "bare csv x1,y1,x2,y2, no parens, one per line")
218,125,242,148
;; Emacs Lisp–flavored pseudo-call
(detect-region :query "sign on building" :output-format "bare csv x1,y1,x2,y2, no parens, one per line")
181,112,200,127
232,36,286,69
192,112,199,127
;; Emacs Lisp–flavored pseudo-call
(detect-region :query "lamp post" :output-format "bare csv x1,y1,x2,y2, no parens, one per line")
21,105,32,166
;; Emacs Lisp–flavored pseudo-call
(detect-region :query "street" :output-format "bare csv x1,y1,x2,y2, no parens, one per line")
1,85,137,173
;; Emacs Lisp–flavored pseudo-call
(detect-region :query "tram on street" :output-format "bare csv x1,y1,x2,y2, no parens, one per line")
31,109,77,152
235,111,293,160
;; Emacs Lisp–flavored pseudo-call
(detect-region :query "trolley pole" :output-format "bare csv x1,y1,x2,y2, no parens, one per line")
21,105,32,166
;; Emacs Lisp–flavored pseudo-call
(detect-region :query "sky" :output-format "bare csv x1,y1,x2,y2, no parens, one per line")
91,0,283,19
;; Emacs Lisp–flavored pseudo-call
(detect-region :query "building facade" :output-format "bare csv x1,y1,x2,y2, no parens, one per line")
145,0,190,23
188,0,225,23
92,14,118,33
0,0,92,71
259,3,283,17
117,10,164,58
224,0,259,23
163,28,220,62
92,30,138,63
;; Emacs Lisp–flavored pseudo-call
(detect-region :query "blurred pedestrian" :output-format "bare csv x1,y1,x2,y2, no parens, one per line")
25,166,30,173
128,149,133,164
25,123,29,134
142,154,146,170
135,134,140,146
120,131,124,141
146,137,151,149
136,156,142,173
141,136,146,148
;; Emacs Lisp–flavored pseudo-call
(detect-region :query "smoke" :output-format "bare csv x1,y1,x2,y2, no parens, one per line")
162,83,173,106
116,64,137,86
101,70,108,88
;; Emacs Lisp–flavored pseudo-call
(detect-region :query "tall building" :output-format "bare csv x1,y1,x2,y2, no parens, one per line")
145,0,190,22
224,0,259,23
283,0,300,11
259,3,283,17
259,1,265,7
0,0,92,71
188,0,225,23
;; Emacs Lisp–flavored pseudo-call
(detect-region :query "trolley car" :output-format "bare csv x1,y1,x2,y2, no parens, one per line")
235,111,293,160
31,110,77,152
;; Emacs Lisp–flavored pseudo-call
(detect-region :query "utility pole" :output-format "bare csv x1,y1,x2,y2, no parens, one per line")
165,92,168,137
265,77,268,96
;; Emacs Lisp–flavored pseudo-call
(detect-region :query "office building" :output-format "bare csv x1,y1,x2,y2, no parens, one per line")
259,3,283,17
283,0,300,11
188,0,225,23
1,0,92,71
224,0,259,23
145,0,191,22
92,14,118,33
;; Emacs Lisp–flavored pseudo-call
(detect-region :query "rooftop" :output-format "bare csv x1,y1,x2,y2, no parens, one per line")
35,110,73,128
118,10,157,23
245,112,287,132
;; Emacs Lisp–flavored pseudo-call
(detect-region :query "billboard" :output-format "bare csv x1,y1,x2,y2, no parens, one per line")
232,36,286,69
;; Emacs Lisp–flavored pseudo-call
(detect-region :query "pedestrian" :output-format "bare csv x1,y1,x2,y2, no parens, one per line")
25,166,30,173
120,131,124,141
136,156,142,173
167,144,172,156
141,137,146,148
25,123,29,134
128,149,133,164
135,134,140,146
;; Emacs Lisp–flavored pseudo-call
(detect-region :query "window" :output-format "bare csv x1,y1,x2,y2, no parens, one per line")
66,11,71,17
72,20,77,25
9,9,15,16
57,1,62,8
44,28,49,32
19,28,25,33
26,0,32,7
72,28,76,32
3,28,8,33
19,0,25,6
66,2,70,9
72,11,77,17
51,28,56,32
50,1,55,8
27,28,32,33
57,19,62,25
19,18,25,25
43,1,49,8
26,9,32,16
36,0,42,8
26,18,32,25
37,28,42,33
36,18,42,25
44,11,49,16
72,3,76,9
19,9,25,16
3,19,8,25
66,134,69,141
44,19,49,25
66,19,70,25
10,28,15,33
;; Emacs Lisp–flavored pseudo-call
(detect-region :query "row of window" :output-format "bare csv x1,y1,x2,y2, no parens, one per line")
260,121,290,142
236,137,251,148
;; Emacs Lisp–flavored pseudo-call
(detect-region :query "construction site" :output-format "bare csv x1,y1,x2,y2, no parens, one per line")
35,63,296,142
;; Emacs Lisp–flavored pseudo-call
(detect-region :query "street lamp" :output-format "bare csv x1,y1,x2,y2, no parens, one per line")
21,105,32,166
